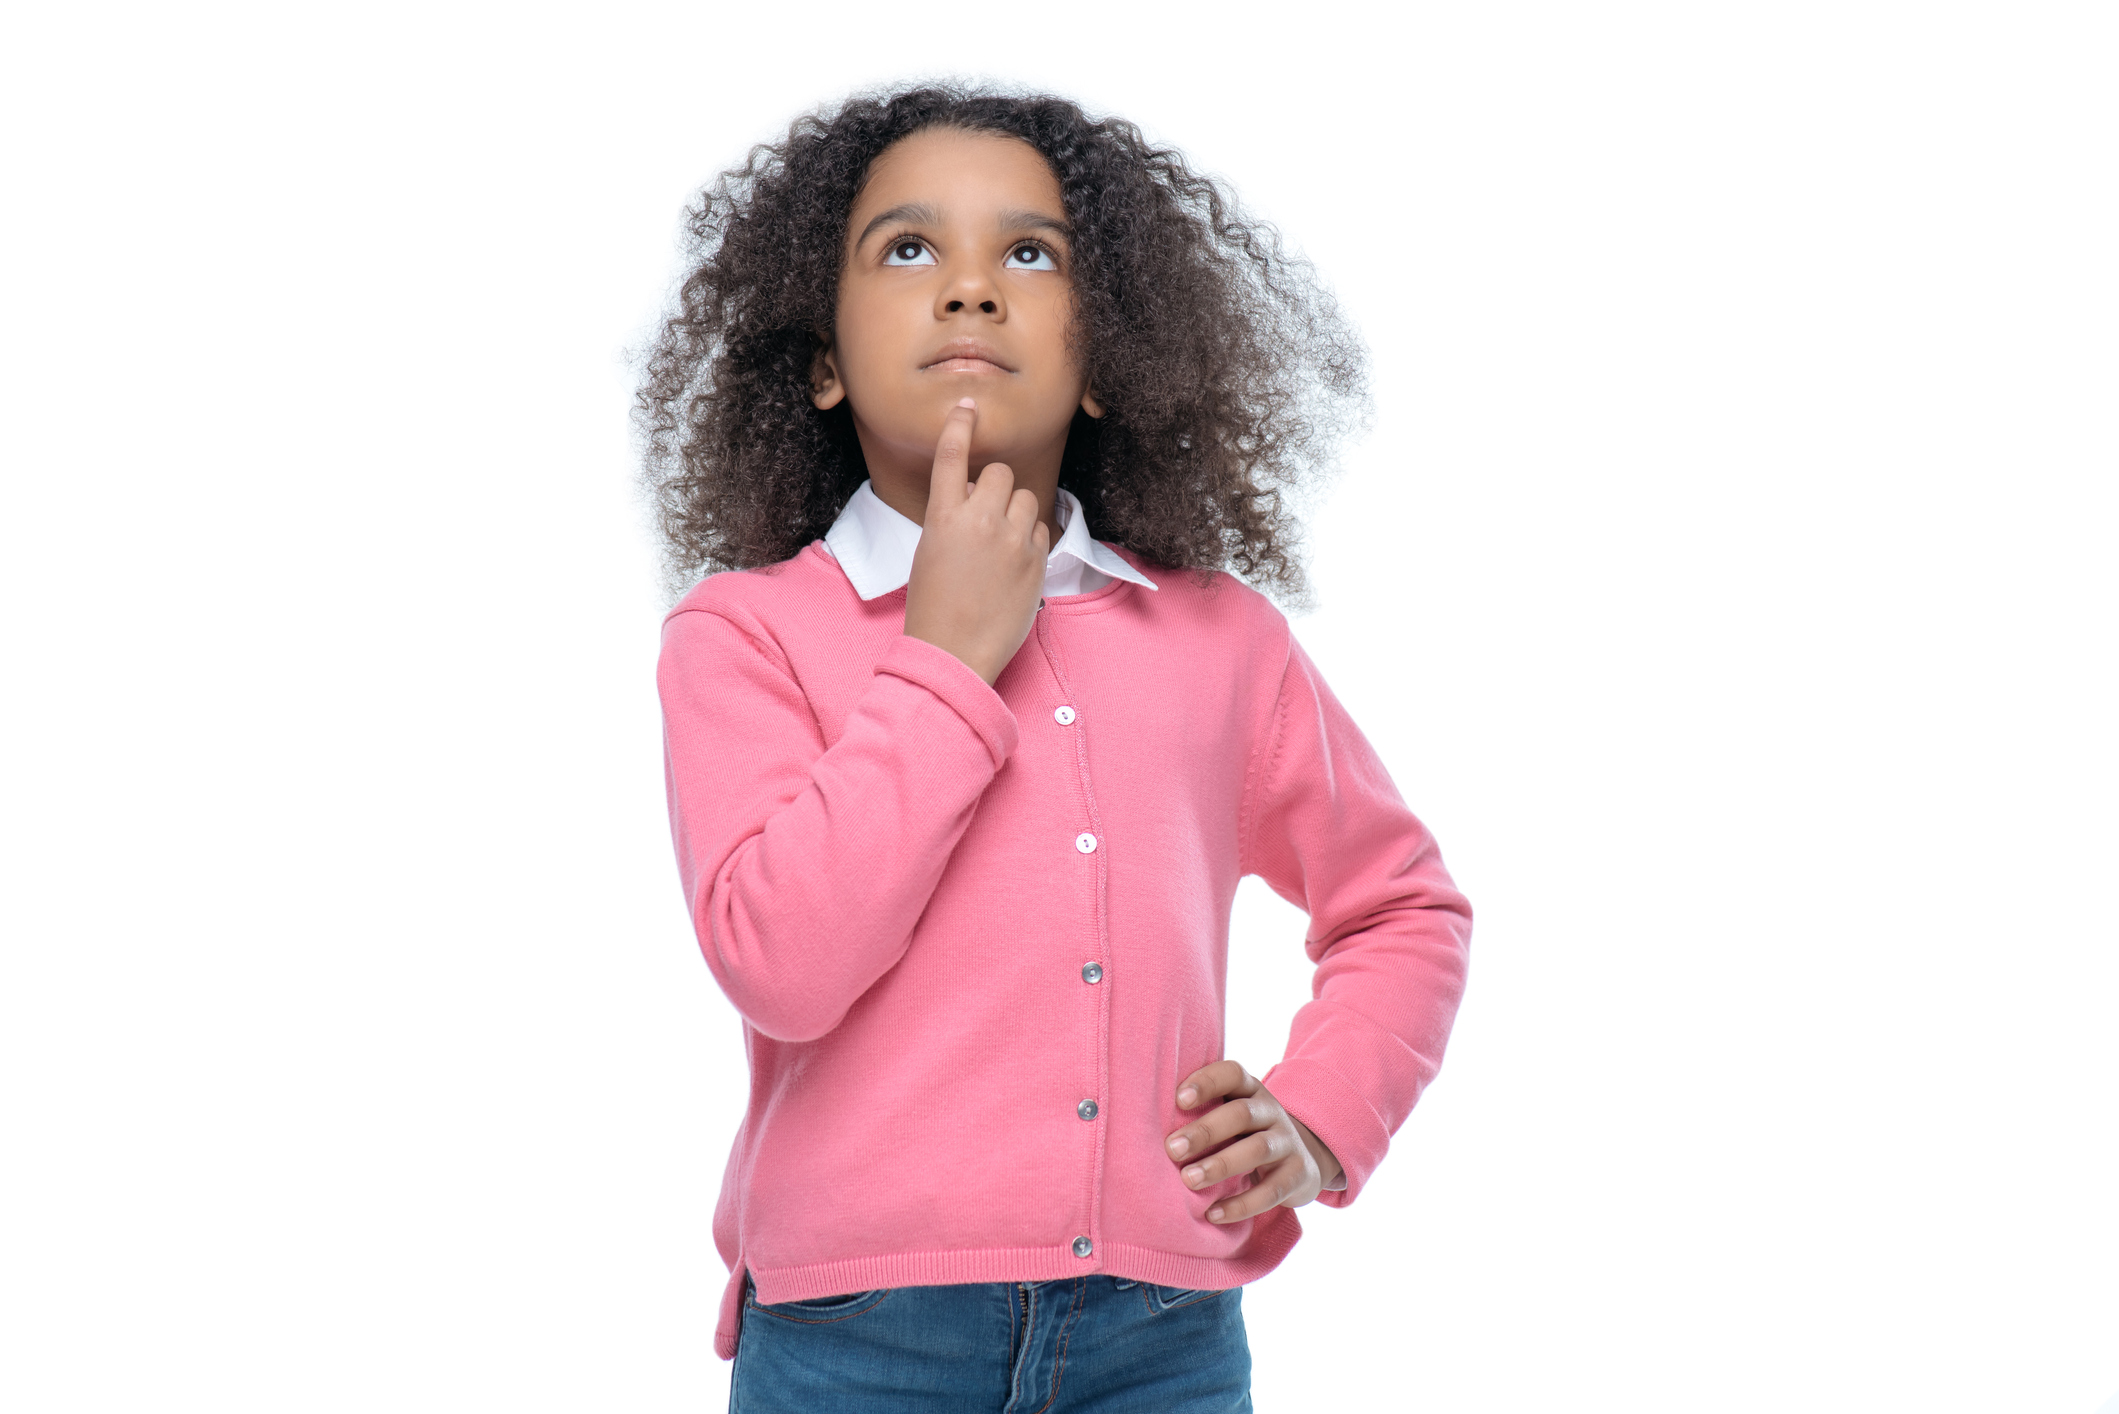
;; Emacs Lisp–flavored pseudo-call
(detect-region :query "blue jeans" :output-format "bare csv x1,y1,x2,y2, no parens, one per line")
729,1271,1253,1412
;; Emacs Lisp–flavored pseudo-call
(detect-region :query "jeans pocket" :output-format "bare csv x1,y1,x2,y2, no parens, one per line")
1146,1283,1221,1314
747,1286,892,1324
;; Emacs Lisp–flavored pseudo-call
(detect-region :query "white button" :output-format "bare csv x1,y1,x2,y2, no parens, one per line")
1054,705,1076,725
1081,962,1103,984
1072,1236,1093,1258
1077,1098,1099,1120
1075,832,1098,854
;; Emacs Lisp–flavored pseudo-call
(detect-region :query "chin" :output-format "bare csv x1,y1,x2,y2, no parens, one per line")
920,389,1020,440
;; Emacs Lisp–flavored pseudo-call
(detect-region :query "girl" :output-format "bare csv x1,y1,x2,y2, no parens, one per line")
639,84,1471,1413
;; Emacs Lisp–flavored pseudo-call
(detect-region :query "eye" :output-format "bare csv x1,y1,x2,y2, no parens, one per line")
882,238,936,266
1007,243,1058,271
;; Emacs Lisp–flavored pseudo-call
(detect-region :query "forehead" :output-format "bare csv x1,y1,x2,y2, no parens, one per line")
850,128,1064,230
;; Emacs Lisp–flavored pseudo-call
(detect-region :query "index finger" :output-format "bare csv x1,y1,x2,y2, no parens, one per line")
929,397,978,508
1176,1060,1258,1109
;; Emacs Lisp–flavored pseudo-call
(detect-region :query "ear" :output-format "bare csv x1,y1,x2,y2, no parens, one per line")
1080,386,1104,419
811,340,846,410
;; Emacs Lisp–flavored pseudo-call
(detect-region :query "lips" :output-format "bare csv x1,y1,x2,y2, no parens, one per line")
922,339,1015,374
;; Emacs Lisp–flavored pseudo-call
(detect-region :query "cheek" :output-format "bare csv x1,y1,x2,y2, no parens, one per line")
832,296,928,387
828,303,881,381
1021,295,1086,385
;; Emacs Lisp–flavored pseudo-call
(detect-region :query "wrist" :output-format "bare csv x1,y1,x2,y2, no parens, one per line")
1290,1114,1345,1190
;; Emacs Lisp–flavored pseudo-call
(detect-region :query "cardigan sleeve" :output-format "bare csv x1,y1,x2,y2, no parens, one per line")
1247,629,1472,1207
658,608,1021,1043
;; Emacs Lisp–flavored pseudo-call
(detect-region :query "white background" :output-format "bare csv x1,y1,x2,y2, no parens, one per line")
3,3,2114,1410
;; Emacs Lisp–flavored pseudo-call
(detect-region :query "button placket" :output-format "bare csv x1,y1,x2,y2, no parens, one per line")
1033,623,1104,1280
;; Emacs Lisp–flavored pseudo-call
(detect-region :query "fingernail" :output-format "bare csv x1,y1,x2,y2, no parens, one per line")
1178,1087,1196,1105
1208,1206,1225,1221
1183,1165,1203,1185
1167,1135,1189,1156
957,397,976,408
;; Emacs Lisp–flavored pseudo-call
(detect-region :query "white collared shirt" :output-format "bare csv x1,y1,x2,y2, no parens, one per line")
820,479,1160,601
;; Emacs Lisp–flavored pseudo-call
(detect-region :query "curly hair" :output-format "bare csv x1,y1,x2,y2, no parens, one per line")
633,81,1369,609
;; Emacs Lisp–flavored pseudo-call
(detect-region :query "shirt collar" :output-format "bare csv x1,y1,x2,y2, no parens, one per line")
823,479,1160,602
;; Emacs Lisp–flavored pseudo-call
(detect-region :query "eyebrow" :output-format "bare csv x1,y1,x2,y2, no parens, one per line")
854,202,942,249
997,208,1070,240
853,202,1072,249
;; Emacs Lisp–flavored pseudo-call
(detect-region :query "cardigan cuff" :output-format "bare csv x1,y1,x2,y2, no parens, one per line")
872,633,1020,771
1260,1056,1392,1209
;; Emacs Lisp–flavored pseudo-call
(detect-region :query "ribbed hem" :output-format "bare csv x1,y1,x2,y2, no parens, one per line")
872,634,1020,769
1260,1056,1391,1208
712,1211,1304,1360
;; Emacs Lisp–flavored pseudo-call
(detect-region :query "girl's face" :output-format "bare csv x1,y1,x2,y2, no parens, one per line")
814,127,1099,487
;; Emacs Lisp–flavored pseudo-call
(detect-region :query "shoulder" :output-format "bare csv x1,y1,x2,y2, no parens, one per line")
664,541,844,630
1105,542,1293,666
660,542,847,667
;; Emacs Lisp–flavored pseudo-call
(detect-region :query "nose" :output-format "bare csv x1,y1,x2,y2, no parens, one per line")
935,260,1004,320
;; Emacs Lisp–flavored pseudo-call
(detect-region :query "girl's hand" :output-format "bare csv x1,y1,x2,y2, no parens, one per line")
902,397,1050,687
1165,1060,1345,1223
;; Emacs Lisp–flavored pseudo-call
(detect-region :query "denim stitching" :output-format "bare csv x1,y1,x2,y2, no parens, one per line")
1144,1283,1216,1315
1008,1283,1036,1410
744,1289,892,1325
1028,1278,1086,1414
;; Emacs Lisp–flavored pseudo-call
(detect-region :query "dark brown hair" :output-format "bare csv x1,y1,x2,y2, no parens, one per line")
634,82,1369,608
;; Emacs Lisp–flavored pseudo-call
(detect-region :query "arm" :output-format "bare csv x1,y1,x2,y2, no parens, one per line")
658,608,1020,1042
1246,628,1473,1207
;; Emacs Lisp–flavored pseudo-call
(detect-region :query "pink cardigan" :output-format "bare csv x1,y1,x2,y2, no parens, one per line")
658,538,1471,1360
